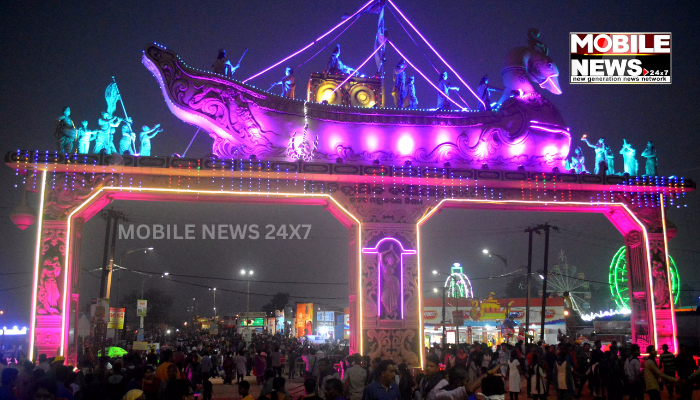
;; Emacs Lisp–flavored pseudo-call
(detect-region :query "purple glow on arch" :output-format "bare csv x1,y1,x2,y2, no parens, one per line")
388,41,466,111
362,237,417,320
530,124,571,137
242,0,376,84
331,43,386,95
386,0,485,110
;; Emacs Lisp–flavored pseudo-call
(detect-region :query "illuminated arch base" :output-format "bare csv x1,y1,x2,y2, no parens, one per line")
5,150,692,364
610,246,680,309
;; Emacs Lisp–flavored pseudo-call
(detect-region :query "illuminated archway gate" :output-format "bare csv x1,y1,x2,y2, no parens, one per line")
6,151,693,365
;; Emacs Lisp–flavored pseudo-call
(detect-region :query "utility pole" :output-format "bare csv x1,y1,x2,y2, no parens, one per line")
538,223,558,342
441,282,447,348
524,227,535,343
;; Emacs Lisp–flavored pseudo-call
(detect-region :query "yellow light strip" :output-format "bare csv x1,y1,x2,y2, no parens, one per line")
659,194,678,353
29,171,47,361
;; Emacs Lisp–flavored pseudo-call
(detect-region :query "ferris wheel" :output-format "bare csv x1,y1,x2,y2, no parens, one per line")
546,251,591,314
609,246,680,309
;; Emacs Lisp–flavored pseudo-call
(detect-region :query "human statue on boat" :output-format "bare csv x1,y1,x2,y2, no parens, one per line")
407,76,418,109
619,139,638,176
119,123,136,155
641,141,658,176
476,75,502,111
581,136,611,175
94,111,125,154
392,59,408,108
326,44,355,75
436,71,459,110
76,120,95,154
212,49,241,77
55,107,77,153
270,67,295,99
565,146,588,174
139,124,163,157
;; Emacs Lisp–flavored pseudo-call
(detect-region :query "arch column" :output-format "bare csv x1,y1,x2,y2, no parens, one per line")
359,223,422,367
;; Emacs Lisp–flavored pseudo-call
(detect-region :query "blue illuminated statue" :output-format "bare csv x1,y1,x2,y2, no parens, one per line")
436,72,459,110
76,121,95,154
270,67,295,99
641,141,658,176
119,124,136,155
619,139,638,176
476,76,502,111
326,44,355,75
55,107,77,153
212,49,240,77
139,124,162,156
94,112,124,154
581,136,609,175
407,76,418,109
565,147,587,174
392,59,408,108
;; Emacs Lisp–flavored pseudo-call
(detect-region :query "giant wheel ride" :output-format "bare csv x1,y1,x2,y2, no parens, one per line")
609,246,680,309
547,251,591,314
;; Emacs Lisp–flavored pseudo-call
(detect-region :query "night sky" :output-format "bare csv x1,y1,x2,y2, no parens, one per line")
1,1,699,327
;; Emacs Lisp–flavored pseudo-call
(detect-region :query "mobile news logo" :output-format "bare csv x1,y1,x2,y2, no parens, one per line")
570,33,671,84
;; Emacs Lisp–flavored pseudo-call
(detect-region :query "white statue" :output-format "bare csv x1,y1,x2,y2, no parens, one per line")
139,124,162,156
619,139,638,176
76,120,95,154
119,124,136,155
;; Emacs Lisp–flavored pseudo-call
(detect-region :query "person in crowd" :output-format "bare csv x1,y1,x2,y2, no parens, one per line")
155,350,180,381
223,352,235,385
317,359,341,399
0,368,19,400
586,350,603,400
417,355,447,400
323,378,344,400
301,378,323,400
362,360,399,400
267,376,291,400
528,353,547,400
397,363,414,400
643,345,677,400
271,346,284,378
32,379,59,400
342,354,367,400
553,348,576,400
624,344,643,400
658,344,676,398
507,351,521,400
238,380,255,400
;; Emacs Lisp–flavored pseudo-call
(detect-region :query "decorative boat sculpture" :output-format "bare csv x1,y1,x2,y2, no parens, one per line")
142,30,570,171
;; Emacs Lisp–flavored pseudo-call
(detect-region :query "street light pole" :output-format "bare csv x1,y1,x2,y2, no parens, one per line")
241,269,254,315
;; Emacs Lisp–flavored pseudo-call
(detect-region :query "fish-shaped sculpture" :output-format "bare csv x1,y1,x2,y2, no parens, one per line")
498,29,562,107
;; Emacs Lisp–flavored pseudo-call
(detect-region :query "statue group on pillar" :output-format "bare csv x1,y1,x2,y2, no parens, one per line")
571,136,658,176
53,79,163,156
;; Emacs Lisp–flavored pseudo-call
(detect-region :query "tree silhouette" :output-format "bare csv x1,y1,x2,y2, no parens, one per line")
261,292,290,314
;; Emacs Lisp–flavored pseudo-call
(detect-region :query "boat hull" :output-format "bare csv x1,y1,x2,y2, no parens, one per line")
143,44,570,171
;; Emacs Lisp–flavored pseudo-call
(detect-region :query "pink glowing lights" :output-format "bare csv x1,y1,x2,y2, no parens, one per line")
243,0,376,84
362,237,416,319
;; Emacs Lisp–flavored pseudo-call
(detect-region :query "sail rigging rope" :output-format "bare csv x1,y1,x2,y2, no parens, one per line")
295,14,362,71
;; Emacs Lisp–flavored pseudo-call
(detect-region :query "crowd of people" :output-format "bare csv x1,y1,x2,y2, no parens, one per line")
1,331,699,400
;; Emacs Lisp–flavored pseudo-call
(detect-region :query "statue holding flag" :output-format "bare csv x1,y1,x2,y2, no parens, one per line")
103,77,135,154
